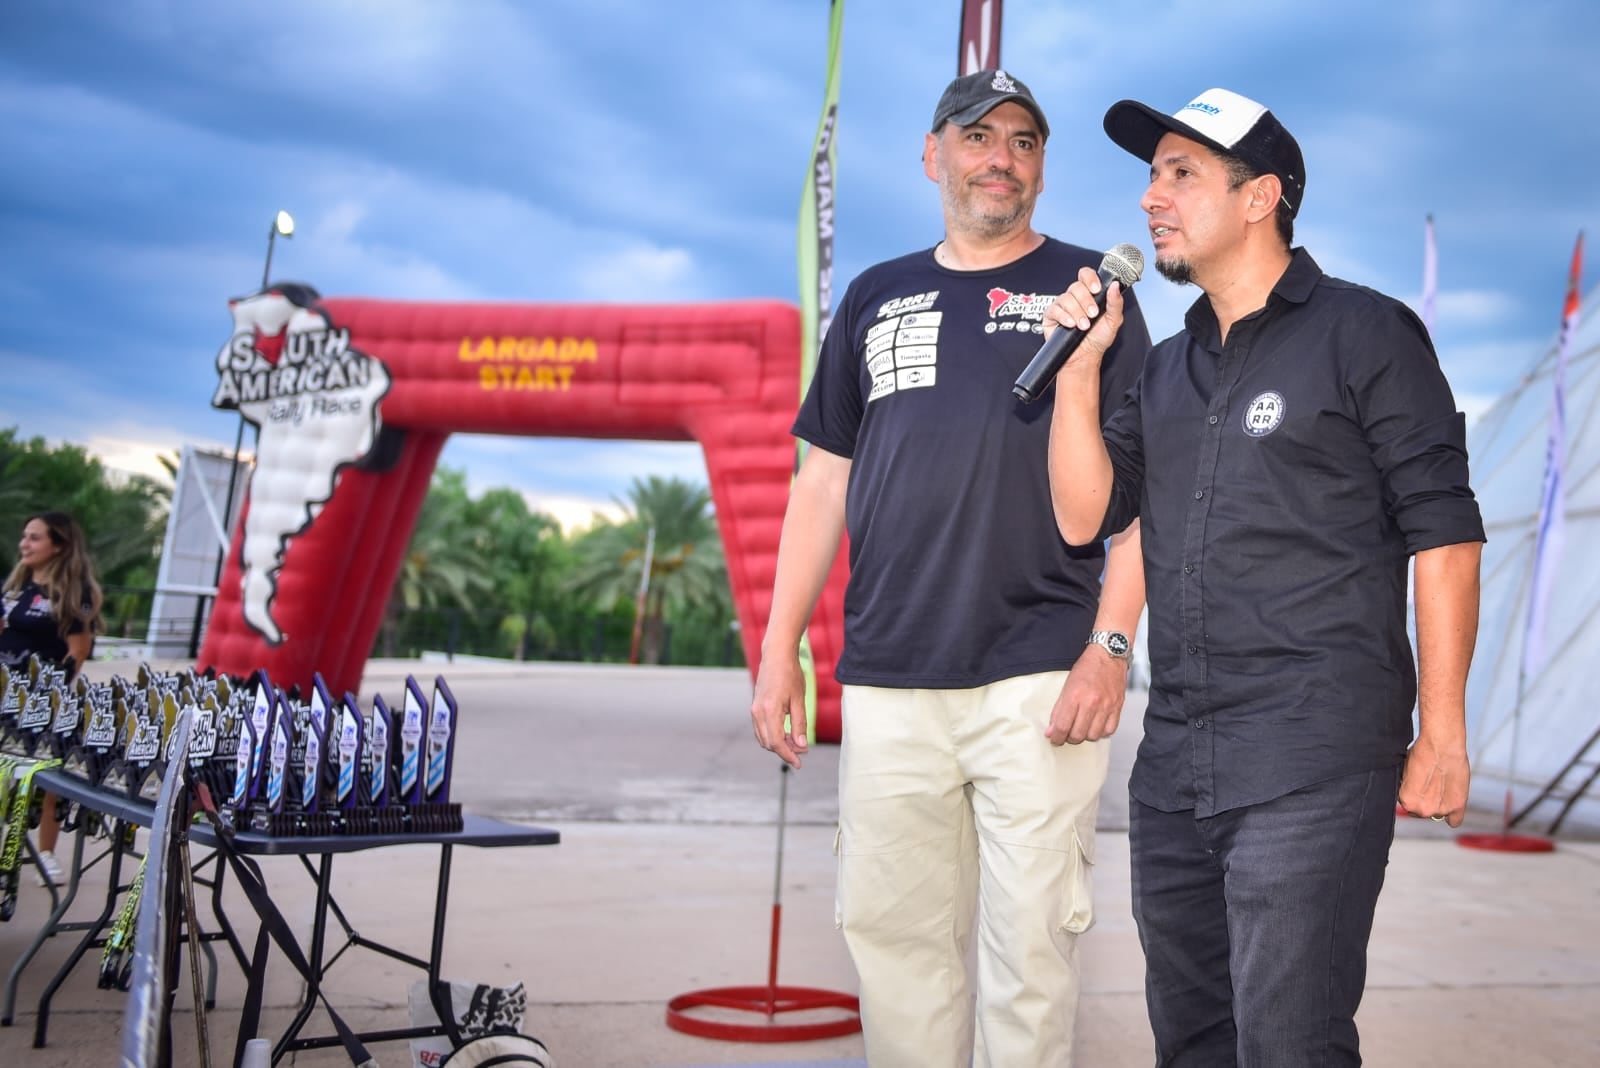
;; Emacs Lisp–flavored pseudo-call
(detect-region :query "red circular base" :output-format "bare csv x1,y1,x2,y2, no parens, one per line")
1456,832,1556,853
665,984,862,1042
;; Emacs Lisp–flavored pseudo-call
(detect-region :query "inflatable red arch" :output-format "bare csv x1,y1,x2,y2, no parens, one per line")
198,289,850,741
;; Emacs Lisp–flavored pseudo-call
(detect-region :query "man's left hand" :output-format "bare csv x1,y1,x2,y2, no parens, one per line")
1045,646,1127,745
1398,732,1471,827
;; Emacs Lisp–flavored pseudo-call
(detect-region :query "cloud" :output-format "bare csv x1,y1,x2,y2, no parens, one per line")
1435,336,1550,396
5,0,1599,565
575,245,698,301
1401,288,1522,329
519,493,626,536
438,436,709,527
0,394,239,486
88,0,495,104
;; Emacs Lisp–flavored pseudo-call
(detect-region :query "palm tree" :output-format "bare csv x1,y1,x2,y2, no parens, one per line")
565,475,729,664
381,467,495,655
466,487,570,658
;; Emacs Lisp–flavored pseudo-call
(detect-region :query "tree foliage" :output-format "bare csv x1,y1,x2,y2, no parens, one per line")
0,431,739,667
0,427,169,588
565,475,730,664
381,467,735,666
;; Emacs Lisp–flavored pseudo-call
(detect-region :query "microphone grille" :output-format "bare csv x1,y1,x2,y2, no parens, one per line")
1101,243,1145,286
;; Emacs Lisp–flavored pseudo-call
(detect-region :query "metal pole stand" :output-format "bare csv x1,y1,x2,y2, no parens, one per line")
664,763,861,1043
1457,676,1555,854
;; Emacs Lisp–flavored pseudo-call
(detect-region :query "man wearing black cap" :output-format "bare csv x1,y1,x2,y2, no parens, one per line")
750,69,1151,1066
1045,88,1486,1065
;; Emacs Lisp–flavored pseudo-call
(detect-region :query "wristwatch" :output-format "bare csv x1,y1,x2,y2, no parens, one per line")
1086,630,1133,662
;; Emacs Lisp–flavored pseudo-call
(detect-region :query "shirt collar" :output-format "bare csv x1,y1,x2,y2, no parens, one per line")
1273,247,1322,304
1183,247,1323,347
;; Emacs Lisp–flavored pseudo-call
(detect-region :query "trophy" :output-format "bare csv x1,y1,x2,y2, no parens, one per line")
420,675,463,832
334,692,364,832
298,678,334,834
396,676,428,811
250,688,294,835
135,691,180,803
69,680,117,779
14,657,65,758
364,692,398,834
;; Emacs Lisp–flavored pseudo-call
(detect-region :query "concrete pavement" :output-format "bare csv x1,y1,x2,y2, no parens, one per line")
2,659,1597,1066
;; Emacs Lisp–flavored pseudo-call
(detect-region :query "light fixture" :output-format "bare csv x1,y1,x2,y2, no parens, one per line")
262,209,296,288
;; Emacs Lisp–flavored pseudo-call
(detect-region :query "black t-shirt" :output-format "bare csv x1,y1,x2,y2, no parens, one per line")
794,237,1151,687
0,579,89,669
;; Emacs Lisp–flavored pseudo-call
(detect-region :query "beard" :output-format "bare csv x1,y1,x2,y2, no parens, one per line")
1155,254,1196,286
940,169,1036,240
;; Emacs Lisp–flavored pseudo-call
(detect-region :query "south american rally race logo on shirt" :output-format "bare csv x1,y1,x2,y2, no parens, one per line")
984,288,1051,334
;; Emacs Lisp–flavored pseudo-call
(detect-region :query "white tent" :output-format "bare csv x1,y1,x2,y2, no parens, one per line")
1463,280,1600,834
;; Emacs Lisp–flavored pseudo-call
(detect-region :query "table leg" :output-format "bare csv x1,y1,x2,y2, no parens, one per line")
429,843,454,984
271,852,334,1061
33,819,128,1048
2,816,87,1026
23,837,62,913
202,848,252,972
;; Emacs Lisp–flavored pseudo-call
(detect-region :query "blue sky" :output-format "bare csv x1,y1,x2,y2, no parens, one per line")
3,0,1595,530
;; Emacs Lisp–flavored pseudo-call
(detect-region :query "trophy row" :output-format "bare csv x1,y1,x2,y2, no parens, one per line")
0,656,463,837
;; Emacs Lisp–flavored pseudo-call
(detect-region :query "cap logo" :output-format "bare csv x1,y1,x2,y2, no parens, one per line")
1183,101,1222,116
991,70,1018,93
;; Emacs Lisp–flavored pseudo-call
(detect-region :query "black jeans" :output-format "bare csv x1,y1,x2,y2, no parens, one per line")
1129,766,1400,1067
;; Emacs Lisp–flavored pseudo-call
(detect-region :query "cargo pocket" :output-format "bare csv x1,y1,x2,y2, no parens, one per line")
832,825,844,930
1057,822,1096,935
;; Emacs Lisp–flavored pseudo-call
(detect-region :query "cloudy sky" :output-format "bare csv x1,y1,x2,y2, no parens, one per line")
3,0,1595,530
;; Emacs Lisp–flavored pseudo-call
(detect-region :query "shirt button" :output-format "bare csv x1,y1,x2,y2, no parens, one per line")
1183,564,1194,574
1187,644,1197,654
1208,415,1219,425
1193,490,1205,500
1194,719,1206,730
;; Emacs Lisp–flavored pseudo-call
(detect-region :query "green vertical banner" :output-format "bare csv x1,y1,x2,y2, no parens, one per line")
795,0,844,741
799,0,844,401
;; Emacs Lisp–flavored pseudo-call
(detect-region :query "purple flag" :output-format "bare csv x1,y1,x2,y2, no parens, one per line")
1422,214,1438,336
1522,232,1583,677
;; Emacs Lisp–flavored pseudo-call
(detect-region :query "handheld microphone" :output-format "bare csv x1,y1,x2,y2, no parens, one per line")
1012,243,1144,403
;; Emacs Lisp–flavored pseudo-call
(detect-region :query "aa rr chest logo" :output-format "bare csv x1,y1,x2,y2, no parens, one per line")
1242,391,1286,437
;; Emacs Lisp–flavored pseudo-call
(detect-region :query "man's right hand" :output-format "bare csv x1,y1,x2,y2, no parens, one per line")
750,650,810,769
1043,266,1126,368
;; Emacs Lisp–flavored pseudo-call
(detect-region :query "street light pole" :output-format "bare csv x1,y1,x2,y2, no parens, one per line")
628,525,657,665
225,210,295,537
260,209,295,289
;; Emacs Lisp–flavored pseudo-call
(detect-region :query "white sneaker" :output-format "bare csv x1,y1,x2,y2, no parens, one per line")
34,849,65,887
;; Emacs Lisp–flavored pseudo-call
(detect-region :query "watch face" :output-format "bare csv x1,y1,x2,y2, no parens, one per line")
1106,633,1131,657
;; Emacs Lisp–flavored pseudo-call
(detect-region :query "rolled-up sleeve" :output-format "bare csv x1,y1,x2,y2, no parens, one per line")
1353,303,1486,553
1095,374,1146,541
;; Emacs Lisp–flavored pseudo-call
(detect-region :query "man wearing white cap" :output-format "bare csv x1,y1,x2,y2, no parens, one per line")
1044,88,1486,1065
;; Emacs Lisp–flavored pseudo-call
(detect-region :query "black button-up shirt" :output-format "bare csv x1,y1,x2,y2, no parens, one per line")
1097,249,1485,817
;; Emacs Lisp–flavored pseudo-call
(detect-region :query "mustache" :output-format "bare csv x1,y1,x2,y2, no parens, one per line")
967,171,1022,192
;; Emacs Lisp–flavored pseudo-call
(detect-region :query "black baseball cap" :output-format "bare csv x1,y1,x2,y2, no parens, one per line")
931,69,1050,142
1103,88,1305,217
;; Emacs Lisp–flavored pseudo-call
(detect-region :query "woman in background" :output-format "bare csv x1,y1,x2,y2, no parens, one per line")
1,511,103,884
